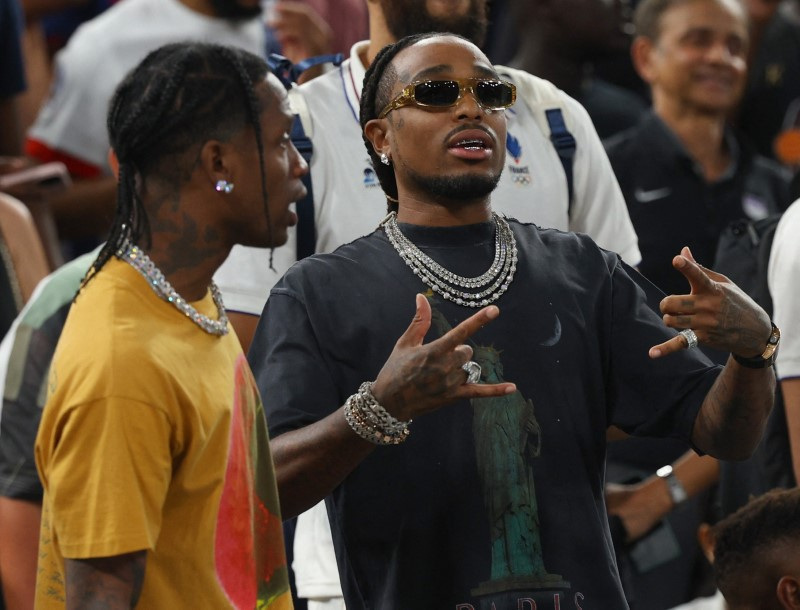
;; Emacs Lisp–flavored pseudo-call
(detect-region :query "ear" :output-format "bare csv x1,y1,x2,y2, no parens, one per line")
777,576,800,609
198,140,232,191
631,35,657,84
696,523,716,565
364,118,391,161
108,148,120,180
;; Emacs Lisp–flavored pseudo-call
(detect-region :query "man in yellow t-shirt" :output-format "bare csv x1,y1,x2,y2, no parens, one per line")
34,41,307,609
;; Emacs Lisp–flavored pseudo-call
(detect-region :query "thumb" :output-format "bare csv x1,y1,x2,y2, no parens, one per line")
395,294,432,348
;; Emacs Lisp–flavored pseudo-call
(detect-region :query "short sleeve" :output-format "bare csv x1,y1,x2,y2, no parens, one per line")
40,397,173,558
769,199,800,379
605,259,720,441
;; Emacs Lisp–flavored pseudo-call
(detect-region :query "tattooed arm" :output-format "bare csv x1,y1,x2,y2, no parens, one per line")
649,247,775,460
65,551,146,609
269,295,516,519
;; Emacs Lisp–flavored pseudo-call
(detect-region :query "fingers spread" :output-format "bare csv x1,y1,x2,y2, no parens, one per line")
437,305,500,351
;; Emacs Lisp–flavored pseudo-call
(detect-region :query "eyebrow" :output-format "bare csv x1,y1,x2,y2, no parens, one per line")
410,63,498,82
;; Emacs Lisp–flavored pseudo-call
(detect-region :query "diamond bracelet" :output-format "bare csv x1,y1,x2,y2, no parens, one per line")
343,382,411,445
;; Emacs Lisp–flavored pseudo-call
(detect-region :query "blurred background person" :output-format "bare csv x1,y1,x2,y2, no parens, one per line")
23,0,267,258
733,0,800,167
603,0,792,606
504,0,648,139
0,0,26,157
769,197,800,495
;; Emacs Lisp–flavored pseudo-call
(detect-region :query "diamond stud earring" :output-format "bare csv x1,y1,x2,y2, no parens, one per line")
215,180,234,194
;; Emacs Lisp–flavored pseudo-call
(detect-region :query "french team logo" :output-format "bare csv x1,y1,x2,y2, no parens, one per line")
507,132,532,186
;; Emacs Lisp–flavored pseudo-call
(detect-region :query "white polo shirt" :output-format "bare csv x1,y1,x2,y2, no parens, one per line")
27,0,266,174
214,41,641,315
769,197,800,379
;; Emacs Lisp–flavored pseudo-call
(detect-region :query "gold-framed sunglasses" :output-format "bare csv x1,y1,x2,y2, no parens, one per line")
378,78,517,118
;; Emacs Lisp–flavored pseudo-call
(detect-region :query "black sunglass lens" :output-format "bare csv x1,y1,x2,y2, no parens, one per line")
415,81,460,106
476,81,512,107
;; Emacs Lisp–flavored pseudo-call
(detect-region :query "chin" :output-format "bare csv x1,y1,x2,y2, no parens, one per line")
265,229,288,249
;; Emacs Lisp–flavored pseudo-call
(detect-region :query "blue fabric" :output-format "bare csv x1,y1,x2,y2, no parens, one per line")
0,0,26,97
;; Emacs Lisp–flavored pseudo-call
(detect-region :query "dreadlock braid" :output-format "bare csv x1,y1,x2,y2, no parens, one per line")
82,42,270,292
359,32,444,212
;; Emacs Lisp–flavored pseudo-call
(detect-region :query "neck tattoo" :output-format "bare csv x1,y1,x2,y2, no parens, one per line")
382,211,518,308
117,240,229,336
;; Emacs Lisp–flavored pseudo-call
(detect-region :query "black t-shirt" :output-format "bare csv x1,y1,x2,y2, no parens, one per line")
605,112,792,297
251,219,720,610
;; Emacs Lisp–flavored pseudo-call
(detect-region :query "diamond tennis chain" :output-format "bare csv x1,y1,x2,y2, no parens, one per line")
382,212,518,308
117,240,229,336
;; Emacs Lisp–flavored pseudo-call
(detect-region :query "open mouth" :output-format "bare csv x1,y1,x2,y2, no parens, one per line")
450,137,489,151
447,129,494,160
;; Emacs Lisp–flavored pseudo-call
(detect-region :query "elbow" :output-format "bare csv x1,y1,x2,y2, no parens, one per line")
692,407,773,462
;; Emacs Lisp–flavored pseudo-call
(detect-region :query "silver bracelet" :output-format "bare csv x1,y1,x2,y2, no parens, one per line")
343,382,411,445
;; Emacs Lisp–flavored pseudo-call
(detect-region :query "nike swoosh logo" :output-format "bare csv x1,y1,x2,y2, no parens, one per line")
634,187,672,203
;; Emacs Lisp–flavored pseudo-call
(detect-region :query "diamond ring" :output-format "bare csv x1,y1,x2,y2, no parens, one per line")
462,360,481,384
679,329,699,350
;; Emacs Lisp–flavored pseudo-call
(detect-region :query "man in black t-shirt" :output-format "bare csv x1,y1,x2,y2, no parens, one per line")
250,32,778,610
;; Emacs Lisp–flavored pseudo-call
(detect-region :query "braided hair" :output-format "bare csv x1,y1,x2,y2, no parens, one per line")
359,32,445,213
82,42,271,290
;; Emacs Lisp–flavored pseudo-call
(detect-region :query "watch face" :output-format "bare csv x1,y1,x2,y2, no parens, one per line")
762,325,781,359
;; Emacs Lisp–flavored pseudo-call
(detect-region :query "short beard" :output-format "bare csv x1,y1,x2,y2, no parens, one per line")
208,0,262,21
407,169,500,203
380,0,488,47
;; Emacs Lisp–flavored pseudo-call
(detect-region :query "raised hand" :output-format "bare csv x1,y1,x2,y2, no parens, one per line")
649,247,772,359
267,1,333,82
371,294,516,422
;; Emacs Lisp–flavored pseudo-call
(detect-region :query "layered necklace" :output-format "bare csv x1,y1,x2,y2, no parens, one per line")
382,211,518,308
117,240,229,336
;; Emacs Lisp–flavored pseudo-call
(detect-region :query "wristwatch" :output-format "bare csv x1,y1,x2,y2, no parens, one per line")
656,465,688,505
732,323,781,369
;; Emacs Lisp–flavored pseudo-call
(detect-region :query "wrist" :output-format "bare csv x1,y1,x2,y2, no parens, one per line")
732,322,780,369
656,465,689,507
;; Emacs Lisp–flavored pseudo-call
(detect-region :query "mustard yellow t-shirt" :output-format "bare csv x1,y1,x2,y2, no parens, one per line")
34,258,292,609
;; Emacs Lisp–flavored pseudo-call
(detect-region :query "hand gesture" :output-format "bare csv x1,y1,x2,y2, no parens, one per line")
267,1,333,78
371,294,516,422
649,247,772,359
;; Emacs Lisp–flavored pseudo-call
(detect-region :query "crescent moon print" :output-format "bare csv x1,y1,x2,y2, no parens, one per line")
539,315,561,347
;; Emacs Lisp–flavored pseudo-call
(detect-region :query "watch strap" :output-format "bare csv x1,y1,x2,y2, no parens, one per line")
733,322,780,369
656,465,688,505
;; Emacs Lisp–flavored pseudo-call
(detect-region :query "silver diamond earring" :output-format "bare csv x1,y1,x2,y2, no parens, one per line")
215,179,235,194
380,152,391,166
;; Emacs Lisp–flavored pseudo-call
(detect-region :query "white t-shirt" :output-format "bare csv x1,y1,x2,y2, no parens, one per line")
292,500,343,601
768,197,800,379
27,0,266,173
214,41,641,315
668,590,726,610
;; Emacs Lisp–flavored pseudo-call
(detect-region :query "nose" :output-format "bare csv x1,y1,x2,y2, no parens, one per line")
290,142,309,176
452,86,484,120
705,39,738,66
